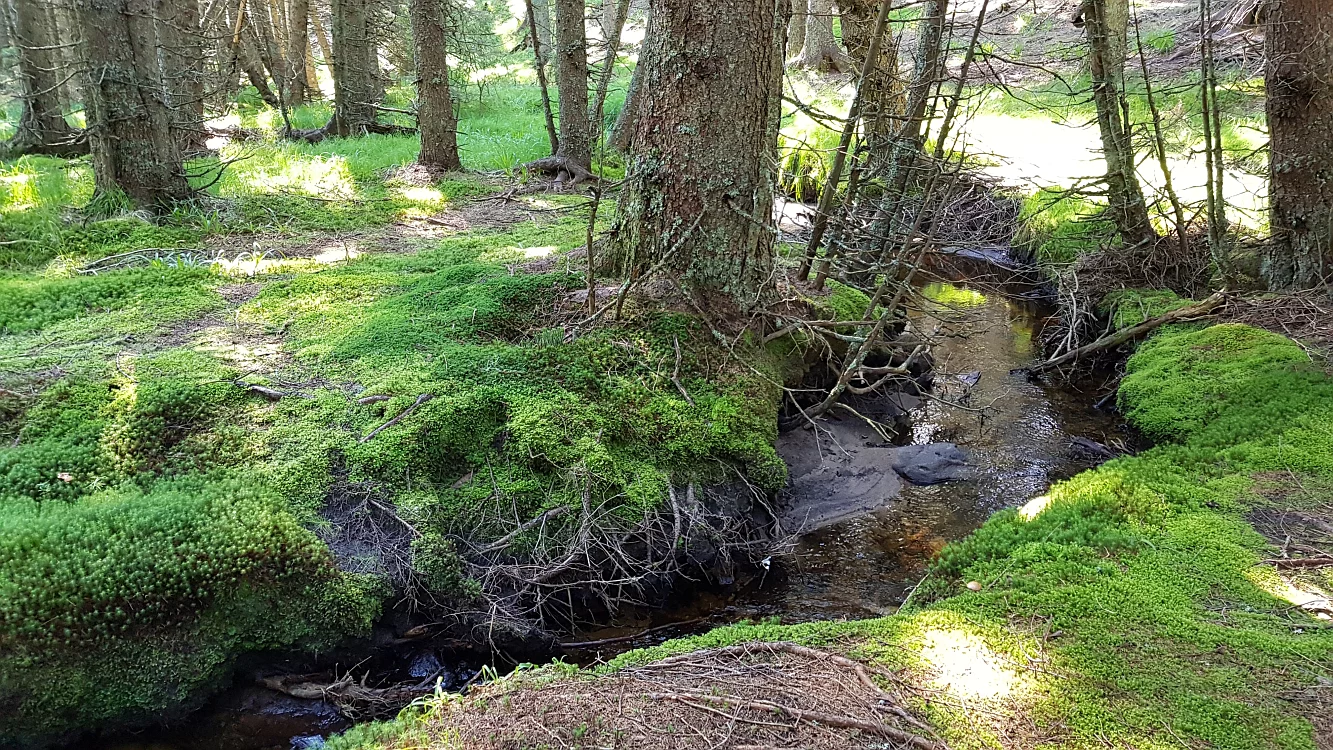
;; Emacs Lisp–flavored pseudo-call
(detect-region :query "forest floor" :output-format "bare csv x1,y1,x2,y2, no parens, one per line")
3,2,1331,747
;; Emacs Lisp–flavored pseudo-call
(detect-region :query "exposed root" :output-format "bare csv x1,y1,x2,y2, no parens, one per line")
521,155,598,188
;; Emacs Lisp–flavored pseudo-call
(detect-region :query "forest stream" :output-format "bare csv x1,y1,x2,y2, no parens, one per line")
97,271,1137,750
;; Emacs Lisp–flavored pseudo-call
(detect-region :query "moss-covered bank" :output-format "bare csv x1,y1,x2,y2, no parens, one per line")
334,321,1333,750
0,186,799,746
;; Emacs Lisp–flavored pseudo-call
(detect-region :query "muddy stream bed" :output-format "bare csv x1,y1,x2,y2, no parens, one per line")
98,276,1136,750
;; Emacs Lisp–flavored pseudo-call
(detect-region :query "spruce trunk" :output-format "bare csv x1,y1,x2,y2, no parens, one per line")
1263,0,1333,288
410,0,462,170
328,0,380,135
553,0,591,168
608,0,783,311
76,0,192,207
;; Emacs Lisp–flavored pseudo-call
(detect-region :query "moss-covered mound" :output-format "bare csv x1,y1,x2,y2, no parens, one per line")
335,321,1333,750
0,194,790,746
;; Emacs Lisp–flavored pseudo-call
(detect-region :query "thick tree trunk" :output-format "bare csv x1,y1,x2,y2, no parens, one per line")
1263,0,1333,289
327,0,380,134
839,0,904,160
792,0,846,72
286,0,311,104
410,0,461,170
607,0,783,311
5,0,84,157
1082,0,1156,248
786,0,806,59
76,0,191,207
553,0,591,168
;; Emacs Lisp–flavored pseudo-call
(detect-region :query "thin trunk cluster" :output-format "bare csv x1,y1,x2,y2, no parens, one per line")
1081,0,1156,249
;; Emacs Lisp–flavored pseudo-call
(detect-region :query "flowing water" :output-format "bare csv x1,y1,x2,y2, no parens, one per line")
97,277,1136,750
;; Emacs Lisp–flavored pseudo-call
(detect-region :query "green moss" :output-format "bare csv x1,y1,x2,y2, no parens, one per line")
344,321,1333,750
1014,187,1114,267
1100,288,1190,328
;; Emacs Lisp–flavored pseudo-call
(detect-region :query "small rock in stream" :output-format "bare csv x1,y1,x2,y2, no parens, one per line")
891,443,972,485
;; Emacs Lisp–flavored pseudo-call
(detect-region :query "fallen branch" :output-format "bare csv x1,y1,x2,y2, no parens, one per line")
1264,556,1333,569
1020,291,1226,376
235,380,289,401
359,394,434,443
475,506,571,555
671,336,694,406
521,155,597,186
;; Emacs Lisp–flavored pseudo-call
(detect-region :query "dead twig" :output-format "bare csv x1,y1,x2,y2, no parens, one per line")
359,394,434,443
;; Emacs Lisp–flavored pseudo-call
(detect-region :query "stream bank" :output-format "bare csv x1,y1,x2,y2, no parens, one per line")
91,272,1144,750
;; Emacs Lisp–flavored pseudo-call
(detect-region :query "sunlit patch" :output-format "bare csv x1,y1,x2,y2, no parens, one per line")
921,282,988,309
522,246,556,259
919,628,1021,700
1019,494,1052,520
1247,567,1333,620
397,185,444,205
231,152,358,201
313,244,363,264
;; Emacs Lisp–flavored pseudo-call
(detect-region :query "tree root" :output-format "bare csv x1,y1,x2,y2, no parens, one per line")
521,155,598,187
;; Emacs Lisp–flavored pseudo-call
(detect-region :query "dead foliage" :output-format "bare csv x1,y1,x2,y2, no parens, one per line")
1224,286,1333,358
398,641,946,750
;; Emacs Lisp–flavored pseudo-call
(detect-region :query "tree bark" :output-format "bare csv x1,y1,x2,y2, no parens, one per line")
1263,0,1333,289
327,0,380,134
839,0,904,161
792,0,846,72
529,0,554,67
1082,0,1156,248
286,0,311,104
76,0,192,207
5,0,84,157
160,0,209,151
553,0,591,168
410,0,461,170
607,0,783,311
786,0,806,59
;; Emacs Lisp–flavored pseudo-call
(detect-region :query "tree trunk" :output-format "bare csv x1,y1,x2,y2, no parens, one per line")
607,0,783,311
553,0,591,168
529,0,554,67
286,0,311,104
76,0,191,207
5,0,84,157
160,0,209,151
839,0,904,161
410,0,461,170
1082,0,1156,248
792,0,846,72
239,24,282,106
327,0,380,134
1263,0,1333,289
786,0,806,59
